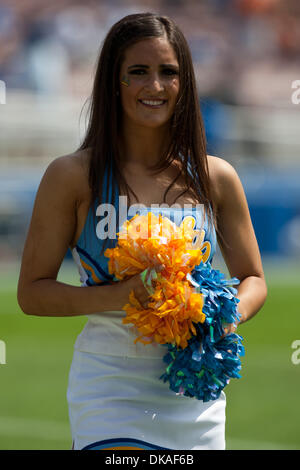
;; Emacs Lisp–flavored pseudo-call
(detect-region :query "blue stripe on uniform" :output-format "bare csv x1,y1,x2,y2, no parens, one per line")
82,437,171,450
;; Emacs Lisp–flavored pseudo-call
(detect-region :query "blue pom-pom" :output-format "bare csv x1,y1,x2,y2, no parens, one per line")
189,261,241,340
160,261,245,401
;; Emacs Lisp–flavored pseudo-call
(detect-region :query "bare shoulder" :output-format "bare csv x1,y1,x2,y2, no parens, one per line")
42,148,91,204
207,154,239,185
207,155,242,209
45,148,90,183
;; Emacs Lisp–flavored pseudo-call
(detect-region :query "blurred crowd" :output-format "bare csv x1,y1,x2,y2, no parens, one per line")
1,0,300,262
0,0,299,106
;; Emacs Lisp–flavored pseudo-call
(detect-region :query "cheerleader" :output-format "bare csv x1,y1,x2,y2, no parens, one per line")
17,12,267,450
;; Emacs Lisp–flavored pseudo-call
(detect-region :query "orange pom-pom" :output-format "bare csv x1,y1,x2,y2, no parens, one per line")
104,212,206,349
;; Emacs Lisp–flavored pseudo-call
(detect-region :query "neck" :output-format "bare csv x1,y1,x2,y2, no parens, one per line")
119,120,171,172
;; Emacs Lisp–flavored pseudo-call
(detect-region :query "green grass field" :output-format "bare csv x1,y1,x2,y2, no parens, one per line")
0,259,299,450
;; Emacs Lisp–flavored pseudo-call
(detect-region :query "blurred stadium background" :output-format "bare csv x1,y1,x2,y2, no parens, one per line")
0,0,299,450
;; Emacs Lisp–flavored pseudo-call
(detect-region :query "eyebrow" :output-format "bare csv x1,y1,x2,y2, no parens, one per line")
127,64,179,69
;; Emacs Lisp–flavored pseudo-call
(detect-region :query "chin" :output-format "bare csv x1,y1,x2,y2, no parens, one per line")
123,112,172,129
138,116,171,128
143,121,168,128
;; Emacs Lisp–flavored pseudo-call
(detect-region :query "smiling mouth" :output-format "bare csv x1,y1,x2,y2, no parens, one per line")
138,99,167,108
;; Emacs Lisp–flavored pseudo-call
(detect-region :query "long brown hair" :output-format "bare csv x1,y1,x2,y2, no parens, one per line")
77,12,216,254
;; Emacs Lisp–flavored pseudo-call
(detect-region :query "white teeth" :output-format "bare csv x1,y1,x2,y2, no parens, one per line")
140,100,165,106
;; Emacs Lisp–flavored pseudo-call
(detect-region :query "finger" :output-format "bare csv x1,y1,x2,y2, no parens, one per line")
133,285,151,306
221,323,237,339
155,264,165,272
135,295,149,309
135,281,151,298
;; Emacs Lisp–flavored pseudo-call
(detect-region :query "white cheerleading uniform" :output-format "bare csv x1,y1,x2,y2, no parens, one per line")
66,163,226,450
67,311,226,450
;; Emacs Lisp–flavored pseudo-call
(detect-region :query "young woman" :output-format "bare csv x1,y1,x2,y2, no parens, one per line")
17,13,267,450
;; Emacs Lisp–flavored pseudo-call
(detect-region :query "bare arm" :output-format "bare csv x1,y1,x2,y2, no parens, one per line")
210,157,267,326
17,155,150,317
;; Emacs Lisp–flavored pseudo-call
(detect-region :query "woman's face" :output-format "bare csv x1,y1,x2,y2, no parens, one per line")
119,37,180,130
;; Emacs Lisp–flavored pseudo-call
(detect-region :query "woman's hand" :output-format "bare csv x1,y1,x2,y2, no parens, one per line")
116,265,164,311
221,322,238,338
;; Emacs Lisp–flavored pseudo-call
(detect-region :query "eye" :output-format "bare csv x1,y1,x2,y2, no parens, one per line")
128,68,179,76
128,69,146,75
162,68,178,76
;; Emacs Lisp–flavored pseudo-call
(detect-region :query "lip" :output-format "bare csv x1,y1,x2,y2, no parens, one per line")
138,99,167,108
139,98,168,101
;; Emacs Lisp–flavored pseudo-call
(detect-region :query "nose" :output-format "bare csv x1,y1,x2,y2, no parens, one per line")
144,73,165,93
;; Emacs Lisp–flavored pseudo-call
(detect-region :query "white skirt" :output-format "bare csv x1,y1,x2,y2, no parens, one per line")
66,311,226,450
